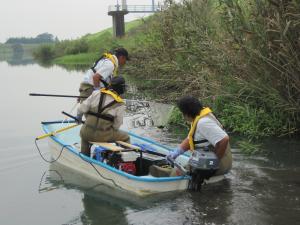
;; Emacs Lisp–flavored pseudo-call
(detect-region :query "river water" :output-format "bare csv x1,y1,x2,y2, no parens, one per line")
0,60,299,225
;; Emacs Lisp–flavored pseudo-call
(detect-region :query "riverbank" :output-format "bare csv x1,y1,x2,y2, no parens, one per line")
33,0,300,146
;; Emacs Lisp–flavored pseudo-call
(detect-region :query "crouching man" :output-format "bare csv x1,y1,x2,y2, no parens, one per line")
77,76,129,156
168,96,232,176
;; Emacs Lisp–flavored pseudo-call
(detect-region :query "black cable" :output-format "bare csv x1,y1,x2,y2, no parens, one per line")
78,153,126,191
35,137,126,191
34,138,70,163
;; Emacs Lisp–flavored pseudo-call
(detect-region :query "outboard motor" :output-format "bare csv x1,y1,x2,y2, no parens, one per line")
188,149,219,191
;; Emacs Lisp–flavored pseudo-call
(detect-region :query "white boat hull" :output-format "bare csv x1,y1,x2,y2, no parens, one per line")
48,138,189,196
42,121,226,196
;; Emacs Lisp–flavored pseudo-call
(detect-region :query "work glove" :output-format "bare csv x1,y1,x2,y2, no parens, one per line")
167,147,185,161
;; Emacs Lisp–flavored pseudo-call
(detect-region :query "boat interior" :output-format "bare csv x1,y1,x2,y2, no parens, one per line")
88,141,175,177
44,122,182,178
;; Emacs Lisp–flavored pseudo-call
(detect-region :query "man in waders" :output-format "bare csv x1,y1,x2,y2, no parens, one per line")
167,96,232,176
76,76,129,156
78,47,129,102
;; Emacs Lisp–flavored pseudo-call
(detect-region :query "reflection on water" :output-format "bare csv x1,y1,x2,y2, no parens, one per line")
44,163,185,225
57,64,89,72
44,163,235,225
0,47,88,71
0,45,35,66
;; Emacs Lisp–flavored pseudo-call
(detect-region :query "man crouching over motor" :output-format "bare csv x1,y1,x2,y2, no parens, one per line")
167,96,232,176
76,76,129,156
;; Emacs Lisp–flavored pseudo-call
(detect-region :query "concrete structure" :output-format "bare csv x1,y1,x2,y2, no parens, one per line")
108,9,128,38
108,0,162,37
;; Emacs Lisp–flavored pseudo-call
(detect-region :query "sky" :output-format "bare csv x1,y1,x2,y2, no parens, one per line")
0,0,164,43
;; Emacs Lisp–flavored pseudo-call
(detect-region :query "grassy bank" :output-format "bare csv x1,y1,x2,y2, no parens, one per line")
34,0,300,145
34,19,145,65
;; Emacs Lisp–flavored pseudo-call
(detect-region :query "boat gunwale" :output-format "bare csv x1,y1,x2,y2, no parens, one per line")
42,120,190,183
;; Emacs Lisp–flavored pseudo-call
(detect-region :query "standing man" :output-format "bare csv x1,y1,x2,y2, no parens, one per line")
77,76,129,156
78,47,129,102
168,96,232,176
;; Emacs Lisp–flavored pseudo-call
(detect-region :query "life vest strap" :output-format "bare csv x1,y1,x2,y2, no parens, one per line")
86,111,114,122
194,139,209,144
188,107,212,151
86,92,117,122
100,88,124,103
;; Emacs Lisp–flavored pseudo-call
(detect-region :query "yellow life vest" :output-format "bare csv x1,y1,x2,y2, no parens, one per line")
100,88,124,103
188,107,212,150
102,53,118,76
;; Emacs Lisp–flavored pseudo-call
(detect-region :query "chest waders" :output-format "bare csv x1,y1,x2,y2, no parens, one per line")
79,92,129,156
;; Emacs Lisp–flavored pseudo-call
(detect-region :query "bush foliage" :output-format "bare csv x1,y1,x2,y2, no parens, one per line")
126,0,300,138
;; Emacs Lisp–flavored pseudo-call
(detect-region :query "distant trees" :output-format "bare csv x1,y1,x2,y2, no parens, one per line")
33,45,55,61
5,33,58,44
33,39,89,61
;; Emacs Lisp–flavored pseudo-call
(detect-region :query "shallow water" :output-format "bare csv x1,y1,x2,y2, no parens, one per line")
0,61,299,225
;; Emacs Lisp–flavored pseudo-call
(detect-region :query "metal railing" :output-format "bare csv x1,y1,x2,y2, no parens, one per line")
108,5,163,13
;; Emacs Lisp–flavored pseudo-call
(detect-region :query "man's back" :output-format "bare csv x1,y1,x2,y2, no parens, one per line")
83,56,117,88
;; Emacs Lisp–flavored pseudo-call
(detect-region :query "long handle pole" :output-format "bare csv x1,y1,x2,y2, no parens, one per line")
36,124,79,140
29,93,152,104
62,111,84,124
29,93,87,98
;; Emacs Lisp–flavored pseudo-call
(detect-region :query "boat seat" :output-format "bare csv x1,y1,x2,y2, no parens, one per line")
90,142,124,152
116,141,141,151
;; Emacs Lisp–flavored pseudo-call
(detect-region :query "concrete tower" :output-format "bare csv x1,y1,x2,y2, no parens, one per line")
108,0,128,38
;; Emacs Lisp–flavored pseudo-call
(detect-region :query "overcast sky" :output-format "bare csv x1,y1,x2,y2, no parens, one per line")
0,0,164,43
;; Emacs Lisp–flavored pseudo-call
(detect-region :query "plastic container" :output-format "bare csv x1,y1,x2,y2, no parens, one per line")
91,145,107,162
121,151,139,162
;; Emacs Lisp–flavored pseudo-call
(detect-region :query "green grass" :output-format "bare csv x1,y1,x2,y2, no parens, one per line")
52,18,148,66
54,52,98,65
